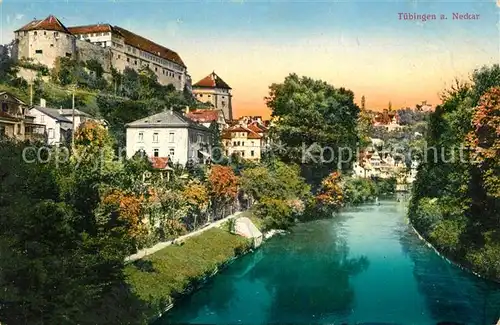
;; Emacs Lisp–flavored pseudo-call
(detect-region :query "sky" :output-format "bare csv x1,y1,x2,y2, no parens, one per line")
0,0,499,118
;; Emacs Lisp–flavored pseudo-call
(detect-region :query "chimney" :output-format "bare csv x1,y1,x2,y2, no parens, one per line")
40,98,46,108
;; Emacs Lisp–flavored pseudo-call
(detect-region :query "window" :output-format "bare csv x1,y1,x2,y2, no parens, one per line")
34,31,37,36
138,132,144,142
169,148,175,157
44,31,47,35
127,57,130,62
251,150,255,157
233,141,237,146
242,141,245,146
153,132,158,143
169,132,174,142
221,101,225,107
40,115,45,123
1,103,7,112
241,151,245,157
65,53,71,57
35,50,43,54
153,148,159,157
54,32,58,37
200,94,203,97
48,128,54,139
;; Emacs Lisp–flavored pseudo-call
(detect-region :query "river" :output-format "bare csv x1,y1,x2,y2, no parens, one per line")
157,200,500,325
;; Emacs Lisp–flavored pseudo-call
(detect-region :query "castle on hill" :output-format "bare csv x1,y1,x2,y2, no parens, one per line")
12,15,190,91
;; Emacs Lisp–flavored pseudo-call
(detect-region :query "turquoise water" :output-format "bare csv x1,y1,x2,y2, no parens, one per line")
158,200,500,325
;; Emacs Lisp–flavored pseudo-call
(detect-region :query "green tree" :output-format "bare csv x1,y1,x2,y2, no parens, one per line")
265,74,360,173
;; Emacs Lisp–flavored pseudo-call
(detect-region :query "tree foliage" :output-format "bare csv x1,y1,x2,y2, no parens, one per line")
316,171,344,211
265,74,359,169
409,64,500,280
466,87,500,198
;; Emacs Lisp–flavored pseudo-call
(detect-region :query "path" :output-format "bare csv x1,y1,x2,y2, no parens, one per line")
125,211,245,263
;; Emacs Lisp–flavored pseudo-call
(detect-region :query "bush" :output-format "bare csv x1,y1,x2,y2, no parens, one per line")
466,232,500,279
343,178,377,204
255,197,294,231
429,219,465,255
411,197,442,236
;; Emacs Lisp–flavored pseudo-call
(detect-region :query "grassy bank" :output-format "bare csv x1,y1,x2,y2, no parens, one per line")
124,228,252,321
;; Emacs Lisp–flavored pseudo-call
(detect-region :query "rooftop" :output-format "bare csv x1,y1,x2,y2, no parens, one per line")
15,15,70,34
193,72,231,90
112,26,185,67
221,125,262,139
126,110,209,131
186,109,221,123
31,106,72,123
15,16,185,68
150,157,172,170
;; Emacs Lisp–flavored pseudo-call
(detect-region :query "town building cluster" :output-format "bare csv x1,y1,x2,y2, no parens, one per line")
0,14,272,168
1,14,428,182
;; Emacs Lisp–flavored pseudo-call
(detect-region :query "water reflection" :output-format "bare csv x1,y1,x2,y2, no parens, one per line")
162,216,370,324
160,201,500,325
399,227,500,325
247,218,370,322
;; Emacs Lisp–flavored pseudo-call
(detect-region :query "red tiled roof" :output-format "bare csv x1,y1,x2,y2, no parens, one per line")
15,15,70,34
187,109,219,123
67,24,113,35
248,122,267,133
150,157,170,170
221,125,262,139
112,26,185,68
247,132,262,139
193,72,231,89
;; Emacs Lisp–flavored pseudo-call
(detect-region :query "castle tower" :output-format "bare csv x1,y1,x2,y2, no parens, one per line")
13,15,76,69
192,72,233,121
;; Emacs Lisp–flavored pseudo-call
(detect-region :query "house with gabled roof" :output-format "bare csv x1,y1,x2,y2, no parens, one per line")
125,108,213,167
0,91,45,142
28,98,98,146
221,124,265,161
192,72,233,120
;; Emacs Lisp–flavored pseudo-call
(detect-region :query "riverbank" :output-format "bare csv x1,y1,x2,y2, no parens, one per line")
409,220,500,285
125,227,253,323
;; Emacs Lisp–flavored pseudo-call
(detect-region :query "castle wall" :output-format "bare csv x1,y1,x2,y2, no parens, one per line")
14,30,76,69
75,39,112,72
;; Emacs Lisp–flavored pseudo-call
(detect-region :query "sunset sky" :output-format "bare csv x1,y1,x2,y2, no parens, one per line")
1,0,498,118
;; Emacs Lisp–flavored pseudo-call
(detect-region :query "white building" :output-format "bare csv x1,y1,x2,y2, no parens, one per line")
13,15,190,91
192,72,233,120
29,99,96,145
125,109,213,166
221,124,266,161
